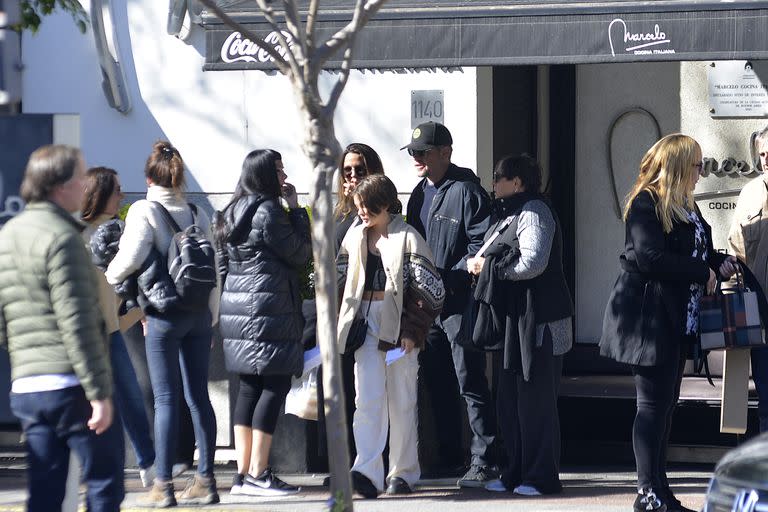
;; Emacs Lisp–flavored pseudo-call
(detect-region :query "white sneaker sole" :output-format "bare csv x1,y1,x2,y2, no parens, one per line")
239,484,300,497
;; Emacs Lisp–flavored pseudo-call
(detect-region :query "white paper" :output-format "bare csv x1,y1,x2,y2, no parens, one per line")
385,348,407,366
302,347,322,375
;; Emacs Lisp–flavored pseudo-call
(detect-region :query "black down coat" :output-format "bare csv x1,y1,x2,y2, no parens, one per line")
217,194,312,377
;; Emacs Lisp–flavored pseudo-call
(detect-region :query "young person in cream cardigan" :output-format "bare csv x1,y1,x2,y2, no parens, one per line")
336,174,444,498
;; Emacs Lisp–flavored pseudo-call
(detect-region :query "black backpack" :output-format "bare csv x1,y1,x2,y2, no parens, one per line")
152,202,217,311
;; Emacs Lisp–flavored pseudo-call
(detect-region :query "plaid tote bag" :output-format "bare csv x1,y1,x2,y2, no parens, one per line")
699,269,764,350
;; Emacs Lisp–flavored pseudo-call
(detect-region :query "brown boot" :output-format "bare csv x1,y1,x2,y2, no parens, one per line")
176,474,220,505
139,479,177,508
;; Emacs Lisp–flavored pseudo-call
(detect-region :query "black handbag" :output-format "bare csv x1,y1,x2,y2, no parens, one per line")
345,298,373,354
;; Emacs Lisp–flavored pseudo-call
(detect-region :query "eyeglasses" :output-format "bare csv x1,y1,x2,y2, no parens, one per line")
492,172,507,182
407,147,434,158
343,165,367,180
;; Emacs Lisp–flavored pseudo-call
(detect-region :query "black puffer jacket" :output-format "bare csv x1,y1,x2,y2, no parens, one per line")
217,195,312,377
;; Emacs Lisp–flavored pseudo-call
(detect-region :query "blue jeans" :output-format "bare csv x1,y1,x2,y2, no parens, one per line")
752,347,768,432
110,331,155,469
145,310,216,480
10,386,125,512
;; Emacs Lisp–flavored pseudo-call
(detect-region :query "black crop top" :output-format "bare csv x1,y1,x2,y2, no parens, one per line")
363,251,386,292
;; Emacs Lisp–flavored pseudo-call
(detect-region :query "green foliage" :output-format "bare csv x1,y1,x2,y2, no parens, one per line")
117,202,131,221
299,205,315,300
16,1,88,34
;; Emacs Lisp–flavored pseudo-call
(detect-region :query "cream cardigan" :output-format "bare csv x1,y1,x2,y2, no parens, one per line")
105,185,220,321
337,215,444,352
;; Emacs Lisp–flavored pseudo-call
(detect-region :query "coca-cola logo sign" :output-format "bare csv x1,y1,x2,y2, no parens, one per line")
220,31,295,64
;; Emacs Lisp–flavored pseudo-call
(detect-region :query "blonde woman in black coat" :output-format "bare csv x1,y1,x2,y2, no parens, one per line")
215,149,312,497
600,134,737,512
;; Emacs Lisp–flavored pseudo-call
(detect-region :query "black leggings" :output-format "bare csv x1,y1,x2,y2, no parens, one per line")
631,342,686,492
233,374,291,434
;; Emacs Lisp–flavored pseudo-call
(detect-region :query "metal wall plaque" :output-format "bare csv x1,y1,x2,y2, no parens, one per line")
410,90,444,129
708,61,768,118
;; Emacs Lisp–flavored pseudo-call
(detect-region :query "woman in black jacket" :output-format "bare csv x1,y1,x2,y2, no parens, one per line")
467,154,573,496
600,134,737,512
215,149,312,497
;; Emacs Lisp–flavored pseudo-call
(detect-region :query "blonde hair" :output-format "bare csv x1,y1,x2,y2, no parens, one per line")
623,134,700,233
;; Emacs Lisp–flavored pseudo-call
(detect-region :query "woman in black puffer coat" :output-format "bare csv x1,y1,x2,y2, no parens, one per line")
215,149,312,497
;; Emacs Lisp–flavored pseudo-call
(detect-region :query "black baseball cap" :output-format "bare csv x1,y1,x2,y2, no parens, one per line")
401,122,453,151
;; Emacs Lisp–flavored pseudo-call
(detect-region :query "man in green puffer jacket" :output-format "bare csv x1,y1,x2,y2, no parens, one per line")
0,145,124,512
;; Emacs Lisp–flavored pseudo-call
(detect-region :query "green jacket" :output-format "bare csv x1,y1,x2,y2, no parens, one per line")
0,201,111,400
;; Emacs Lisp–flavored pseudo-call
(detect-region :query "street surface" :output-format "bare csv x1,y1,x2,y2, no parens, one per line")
0,461,711,511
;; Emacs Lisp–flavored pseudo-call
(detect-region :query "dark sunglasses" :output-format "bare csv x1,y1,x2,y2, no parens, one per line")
492,172,506,182
343,165,367,180
407,147,434,158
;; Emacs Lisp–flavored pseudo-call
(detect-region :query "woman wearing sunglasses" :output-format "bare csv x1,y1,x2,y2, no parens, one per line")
600,134,736,512
334,143,385,250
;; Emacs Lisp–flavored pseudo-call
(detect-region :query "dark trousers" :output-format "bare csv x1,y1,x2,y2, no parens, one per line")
496,330,563,494
145,310,217,481
122,320,196,467
631,341,686,492
10,386,125,512
751,347,768,432
109,331,155,469
421,323,496,467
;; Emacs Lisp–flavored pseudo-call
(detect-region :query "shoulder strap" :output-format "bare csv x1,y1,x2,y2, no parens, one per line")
151,201,182,234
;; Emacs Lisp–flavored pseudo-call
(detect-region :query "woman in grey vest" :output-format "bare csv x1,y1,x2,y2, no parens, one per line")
467,154,573,496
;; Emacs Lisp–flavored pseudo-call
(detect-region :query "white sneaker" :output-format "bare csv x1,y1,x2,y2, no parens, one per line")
485,479,507,492
513,484,542,496
139,465,156,488
172,463,190,478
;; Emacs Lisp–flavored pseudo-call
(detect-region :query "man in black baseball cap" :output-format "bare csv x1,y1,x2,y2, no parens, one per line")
401,121,453,152
402,122,497,489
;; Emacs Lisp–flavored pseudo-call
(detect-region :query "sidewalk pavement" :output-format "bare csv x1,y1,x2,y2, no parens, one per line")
0,461,712,511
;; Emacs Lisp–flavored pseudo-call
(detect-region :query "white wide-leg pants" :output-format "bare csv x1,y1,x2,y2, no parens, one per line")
350,300,420,491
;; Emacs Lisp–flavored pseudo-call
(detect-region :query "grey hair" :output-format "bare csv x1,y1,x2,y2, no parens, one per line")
20,145,82,203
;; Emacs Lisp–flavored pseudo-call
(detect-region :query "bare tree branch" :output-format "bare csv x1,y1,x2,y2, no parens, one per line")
324,45,354,116
254,0,304,81
306,0,319,49
282,0,308,64
313,0,387,67
198,0,290,75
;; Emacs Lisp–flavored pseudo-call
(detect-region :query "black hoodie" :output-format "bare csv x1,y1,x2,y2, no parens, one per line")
217,194,312,377
406,163,491,317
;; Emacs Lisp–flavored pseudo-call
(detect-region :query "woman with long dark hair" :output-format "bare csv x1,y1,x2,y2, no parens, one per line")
215,149,312,496
106,141,219,507
600,134,737,512
81,167,156,487
334,143,385,249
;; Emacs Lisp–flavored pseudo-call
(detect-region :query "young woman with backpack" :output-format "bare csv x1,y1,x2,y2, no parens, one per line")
105,141,220,508
214,149,312,497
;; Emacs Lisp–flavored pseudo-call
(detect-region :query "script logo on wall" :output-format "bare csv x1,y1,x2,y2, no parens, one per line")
220,30,295,64
608,18,676,57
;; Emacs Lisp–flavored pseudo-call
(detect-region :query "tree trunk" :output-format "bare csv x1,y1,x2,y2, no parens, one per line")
301,104,354,512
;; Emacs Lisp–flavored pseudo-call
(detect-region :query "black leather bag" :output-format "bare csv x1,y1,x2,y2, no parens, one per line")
345,298,373,354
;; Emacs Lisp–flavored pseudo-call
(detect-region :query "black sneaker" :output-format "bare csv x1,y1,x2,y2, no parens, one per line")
634,488,667,512
457,465,497,488
351,470,379,499
242,468,300,497
659,488,695,512
230,473,245,495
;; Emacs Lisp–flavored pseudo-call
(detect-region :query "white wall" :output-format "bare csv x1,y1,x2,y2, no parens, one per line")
22,3,479,196
575,62,681,344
